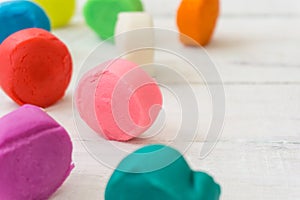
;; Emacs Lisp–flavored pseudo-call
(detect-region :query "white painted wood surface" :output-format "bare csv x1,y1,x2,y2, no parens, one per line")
0,0,299,199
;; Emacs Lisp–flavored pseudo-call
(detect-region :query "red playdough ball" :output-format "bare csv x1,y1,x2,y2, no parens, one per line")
0,28,72,107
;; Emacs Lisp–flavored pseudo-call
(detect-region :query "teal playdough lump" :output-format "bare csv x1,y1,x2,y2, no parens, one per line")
0,0,50,43
83,0,143,40
105,145,221,200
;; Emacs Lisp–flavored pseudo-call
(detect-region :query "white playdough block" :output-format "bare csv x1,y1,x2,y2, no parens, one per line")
115,12,155,76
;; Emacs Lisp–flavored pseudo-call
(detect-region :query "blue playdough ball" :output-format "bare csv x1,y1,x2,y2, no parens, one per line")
0,0,50,43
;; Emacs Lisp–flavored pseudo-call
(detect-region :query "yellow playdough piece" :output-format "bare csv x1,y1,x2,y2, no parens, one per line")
33,0,75,28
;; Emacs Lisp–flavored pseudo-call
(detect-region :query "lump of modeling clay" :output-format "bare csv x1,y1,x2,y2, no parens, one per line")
177,0,219,46
105,145,221,200
0,0,50,43
84,0,143,40
0,28,72,108
115,12,155,76
0,104,74,200
33,0,75,28
75,59,162,141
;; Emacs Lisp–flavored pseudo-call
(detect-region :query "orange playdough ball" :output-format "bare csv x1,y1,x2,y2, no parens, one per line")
177,0,219,46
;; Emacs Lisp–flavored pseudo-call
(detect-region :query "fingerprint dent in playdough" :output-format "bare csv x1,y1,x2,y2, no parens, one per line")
177,0,219,46
84,0,143,40
105,144,221,200
33,0,75,28
0,104,74,200
75,59,162,141
0,0,50,43
0,28,72,108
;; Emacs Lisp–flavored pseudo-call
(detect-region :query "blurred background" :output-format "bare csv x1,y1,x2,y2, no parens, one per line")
76,0,300,17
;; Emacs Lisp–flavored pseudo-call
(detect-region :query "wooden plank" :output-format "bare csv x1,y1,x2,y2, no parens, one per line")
49,17,300,85
1,85,299,141
38,84,300,142
49,139,300,200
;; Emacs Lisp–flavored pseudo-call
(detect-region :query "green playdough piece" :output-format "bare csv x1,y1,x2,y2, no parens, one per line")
105,145,221,200
83,0,143,40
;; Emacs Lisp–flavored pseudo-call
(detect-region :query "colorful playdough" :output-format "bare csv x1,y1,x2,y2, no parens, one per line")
0,0,50,43
0,28,72,108
0,104,74,200
84,0,143,40
115,12,155,76
75,59,162,141
105,144,221,200
33,0,75,28
177,0,219,46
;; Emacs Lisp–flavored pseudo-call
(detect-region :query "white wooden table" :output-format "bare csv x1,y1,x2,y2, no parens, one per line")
0,0,299,199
